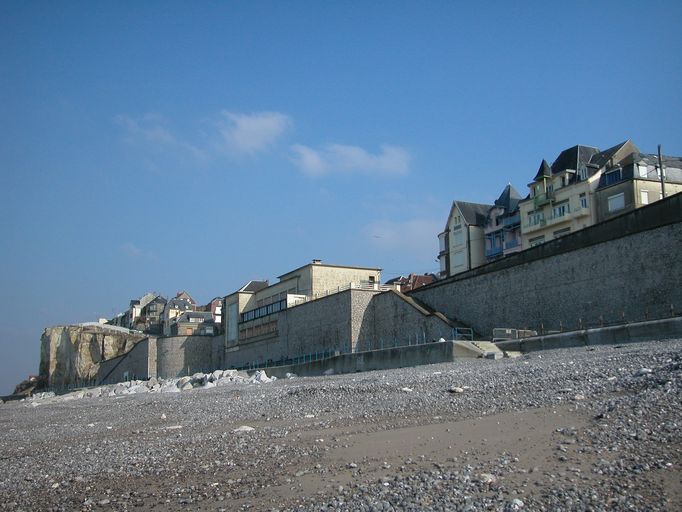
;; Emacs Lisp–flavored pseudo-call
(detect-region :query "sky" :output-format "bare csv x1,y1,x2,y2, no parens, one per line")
1,1,681,394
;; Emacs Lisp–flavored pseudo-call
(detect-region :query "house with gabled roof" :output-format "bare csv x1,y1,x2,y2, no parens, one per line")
519,141,636,249
438,200,493,277
162,296,195,335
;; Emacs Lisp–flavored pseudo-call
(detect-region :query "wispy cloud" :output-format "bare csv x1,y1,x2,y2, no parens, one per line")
363,218,441,260
120,242,142,257
115,113,205,160
290,143,410,176
217,111,291,155
120,242,158,261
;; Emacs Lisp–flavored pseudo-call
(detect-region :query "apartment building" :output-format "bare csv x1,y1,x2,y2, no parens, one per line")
224,260,382,349
519,141,638,249
595,152,682,222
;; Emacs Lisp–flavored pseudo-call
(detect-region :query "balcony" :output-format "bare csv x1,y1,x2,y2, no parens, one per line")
546,212,571,226
502,213,521,228
573,205,590,217
533,191,554,208
485,245,503,258
522,218,546,233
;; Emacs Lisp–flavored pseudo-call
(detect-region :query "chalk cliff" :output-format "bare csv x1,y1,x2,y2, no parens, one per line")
39,325,145,387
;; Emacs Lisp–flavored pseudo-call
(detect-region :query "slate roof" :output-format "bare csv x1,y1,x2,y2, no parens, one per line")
588,140,638,170
165,297,193,311
551,145,600,175
175,311,214,323
533,159,552,180
494,184,522,212
454,200,494,226
240,280,269,293
596,152,682,189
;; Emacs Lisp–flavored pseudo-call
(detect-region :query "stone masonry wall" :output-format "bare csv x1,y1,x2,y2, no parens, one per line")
411,194,682,338
97,339,150,384
156,335,216,379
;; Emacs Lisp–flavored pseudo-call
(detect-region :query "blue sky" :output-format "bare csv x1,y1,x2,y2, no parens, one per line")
1,1,681,394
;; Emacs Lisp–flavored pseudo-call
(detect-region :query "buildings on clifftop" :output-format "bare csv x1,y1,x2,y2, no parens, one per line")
438,140,682,277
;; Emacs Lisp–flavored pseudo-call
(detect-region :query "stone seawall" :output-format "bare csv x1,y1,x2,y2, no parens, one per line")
156,335,217,379
411,193,682,338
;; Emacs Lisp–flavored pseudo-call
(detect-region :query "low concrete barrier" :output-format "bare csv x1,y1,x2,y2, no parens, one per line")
264,340,484,378
496,317,682,353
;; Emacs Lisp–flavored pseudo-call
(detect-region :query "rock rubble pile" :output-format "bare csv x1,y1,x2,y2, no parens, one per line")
26,369,277,404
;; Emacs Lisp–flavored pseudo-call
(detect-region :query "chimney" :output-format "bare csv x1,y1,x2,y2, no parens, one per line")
312,259,321,264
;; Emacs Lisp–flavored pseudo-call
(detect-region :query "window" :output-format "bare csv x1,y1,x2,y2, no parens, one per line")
529,235,545,247
552,201,569,218
638,165,649,178
607,192,625,212
553,227,571,238
579,193,587,209
605,169,622,185
527,210,544,226
452,228,464,246
578,166,587,181
640,190,649,205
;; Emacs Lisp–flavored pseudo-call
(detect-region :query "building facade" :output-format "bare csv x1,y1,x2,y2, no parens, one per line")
484,184,523,261
519,141,638,249
438,201,492,277
224,260,383,352
594,152,682,222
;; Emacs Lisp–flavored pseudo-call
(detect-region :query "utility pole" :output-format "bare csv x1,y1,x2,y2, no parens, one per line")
658,144,666,199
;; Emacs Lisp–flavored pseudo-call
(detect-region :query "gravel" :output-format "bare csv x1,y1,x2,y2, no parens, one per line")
1,339,680,511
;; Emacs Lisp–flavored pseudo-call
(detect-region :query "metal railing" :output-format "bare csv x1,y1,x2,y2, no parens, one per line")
514,303,680,338
288,281,393,307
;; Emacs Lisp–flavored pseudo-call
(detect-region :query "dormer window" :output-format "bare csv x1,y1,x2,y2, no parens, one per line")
578,165,587,181
604,168,622,186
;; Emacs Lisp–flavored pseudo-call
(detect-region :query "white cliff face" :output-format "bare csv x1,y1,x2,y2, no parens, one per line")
39,326,145,387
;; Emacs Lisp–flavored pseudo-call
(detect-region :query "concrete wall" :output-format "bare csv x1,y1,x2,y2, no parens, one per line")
355,291,455,351
97,338,150,384
264,340,484,379
223,289,368,368
411,193,682,338
156,335,217,378
497,317,682,353
309,265,381,296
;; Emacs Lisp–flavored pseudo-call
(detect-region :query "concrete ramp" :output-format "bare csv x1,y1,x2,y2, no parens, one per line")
266,339,486,379
471,341,505,359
